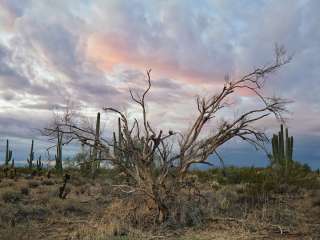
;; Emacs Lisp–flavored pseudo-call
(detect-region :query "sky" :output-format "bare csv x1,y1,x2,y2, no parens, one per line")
0,0,319,168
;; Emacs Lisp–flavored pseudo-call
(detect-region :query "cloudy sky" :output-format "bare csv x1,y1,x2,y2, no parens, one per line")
0,0,319,168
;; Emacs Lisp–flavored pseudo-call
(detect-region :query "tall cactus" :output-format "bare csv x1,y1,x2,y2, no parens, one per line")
55,132,63,173
11,158,15,168
5,139,13,166
113,117,123,158
113,118,130,172
271,124,294,173
36,155,43,171
27,139,34,168
113,131,117,156
91,112,101,175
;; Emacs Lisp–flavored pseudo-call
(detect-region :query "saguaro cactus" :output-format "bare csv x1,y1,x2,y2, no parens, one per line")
55,132,63,173
91,112,101,175
113,117,124,159
271,124,294,173
27,139,34,168
5,139,13,166
36,156,43,171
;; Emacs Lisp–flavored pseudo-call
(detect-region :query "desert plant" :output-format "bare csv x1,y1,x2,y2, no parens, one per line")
28,180,40,188
59,173,71,199
44,48,291,223
36,155,43,171
20,186,29,195
2,190,22,203
41,101,77,174
91,112,101,176
4,139,13,167
27,139,35,169
55,134,63,173
271,124,294,177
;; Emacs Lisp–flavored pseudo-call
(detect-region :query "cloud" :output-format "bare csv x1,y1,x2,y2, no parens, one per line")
0,0,319,167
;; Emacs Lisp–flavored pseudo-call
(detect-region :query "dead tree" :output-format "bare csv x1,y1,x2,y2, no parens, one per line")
45,47,292,222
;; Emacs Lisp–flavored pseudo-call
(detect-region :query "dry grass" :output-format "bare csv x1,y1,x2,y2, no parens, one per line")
0,172,318,239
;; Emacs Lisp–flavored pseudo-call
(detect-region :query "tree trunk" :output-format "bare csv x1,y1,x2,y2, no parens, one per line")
151,185,169,223
158,203,169,223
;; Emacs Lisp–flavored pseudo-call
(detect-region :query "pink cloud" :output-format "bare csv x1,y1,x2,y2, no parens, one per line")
86,33,224,85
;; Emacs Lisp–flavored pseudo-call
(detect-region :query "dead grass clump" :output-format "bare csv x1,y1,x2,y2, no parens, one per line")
28,180,40,188
1,190,23,203
104,190,209,232
0,202,48,226
14,204,49,222
100,182,112,196
105,196,157,230
0,201,16,224
70,221,155,240
204,186,242,218
41,179,55,186
0,223,35,240
209,180,221,191
48,198,90,216
168,198,206,227
20,186,29,196
35,187,58,204
71,175,92,187
311,189,320,206
0,179,15,188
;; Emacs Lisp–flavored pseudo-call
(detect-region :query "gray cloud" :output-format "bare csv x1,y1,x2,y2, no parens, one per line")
0,0,319,167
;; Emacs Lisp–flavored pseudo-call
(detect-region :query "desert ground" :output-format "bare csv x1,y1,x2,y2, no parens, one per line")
0,167,319,240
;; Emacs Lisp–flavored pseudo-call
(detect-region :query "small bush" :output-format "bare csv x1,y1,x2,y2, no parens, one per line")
42,179,55,186
0,179,15,188
28,180,40,188
311,189,320,206
49,198,90,216
2,190,23,203
20,186,29,195
15,204,49,222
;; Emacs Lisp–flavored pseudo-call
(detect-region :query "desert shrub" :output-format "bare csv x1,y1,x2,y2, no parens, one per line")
105,197,157,229
1,190,23,203
28,180,40,188
41,179,55,185
103,188,210,232
311,189,320,206
203,186,246,219
14,204,49,222
192,167,273,186
168,197,206,227
48,198,90,216
191,168,229,185
0,201,17,223
0,179,15,188
35,187,58,204
209,180,221,191
70,220,154,240
20,186,29,195
71,175,88,187
0,202,48,226
0,224,35,240
100,182,113,196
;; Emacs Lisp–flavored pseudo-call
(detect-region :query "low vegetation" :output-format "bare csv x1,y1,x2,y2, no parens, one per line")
0,165,319,239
